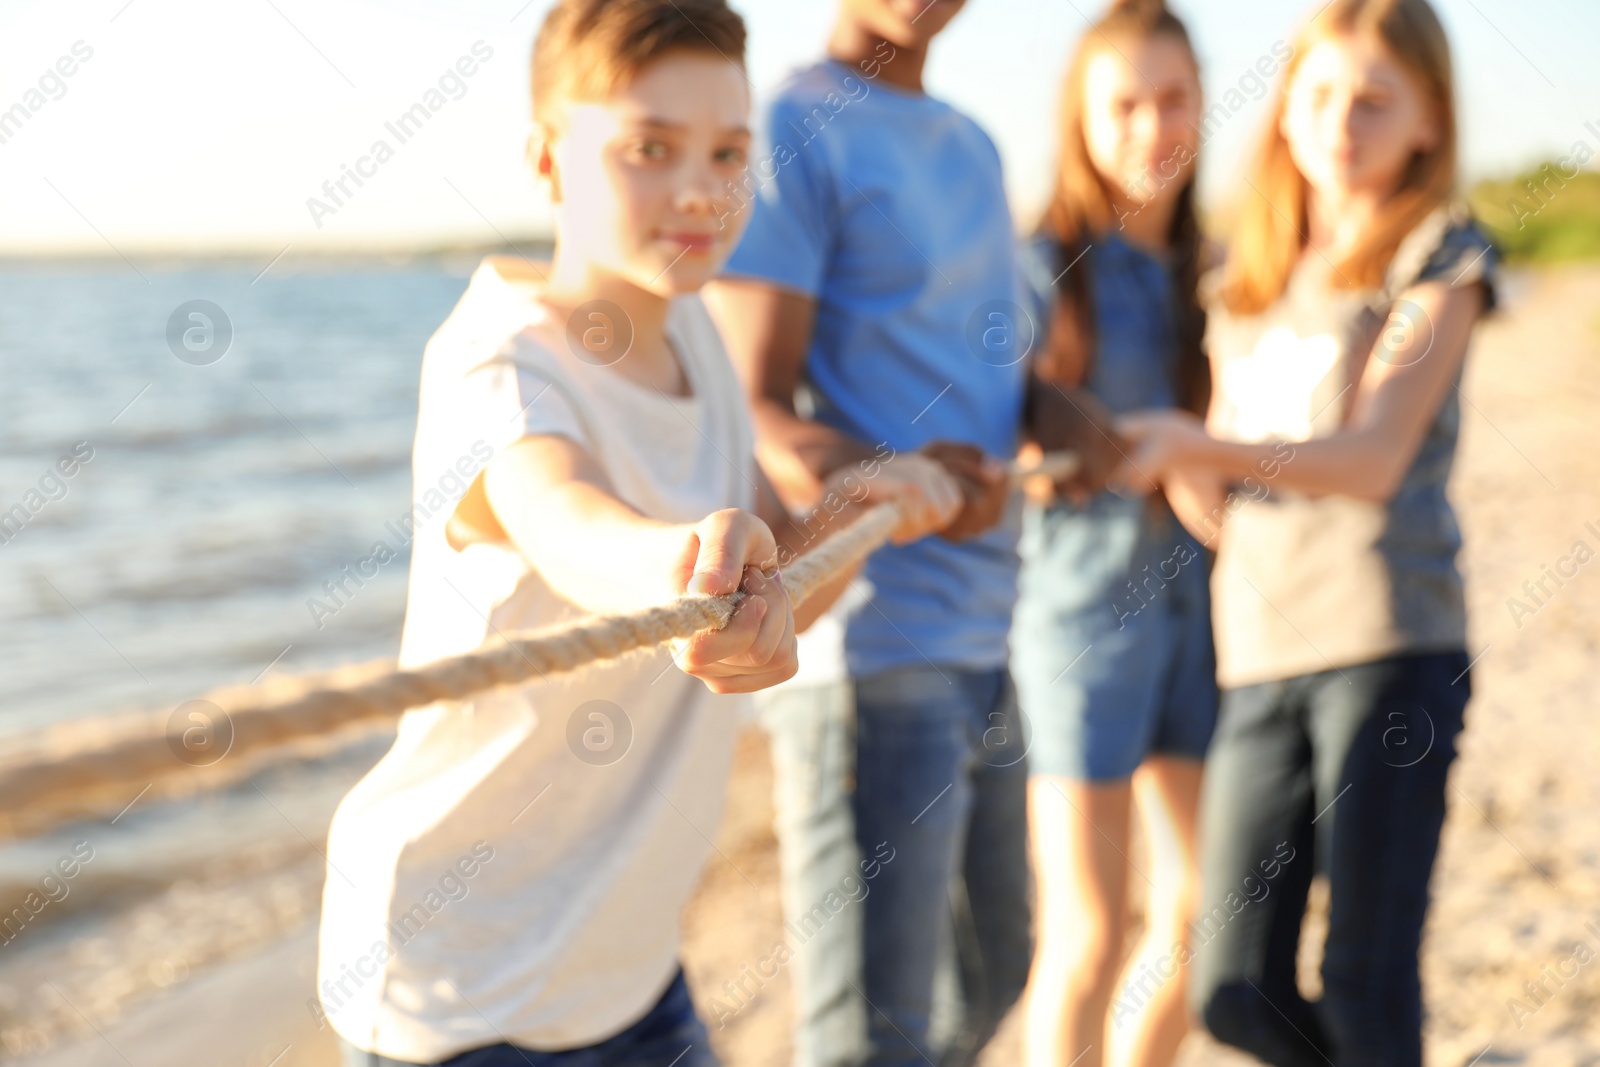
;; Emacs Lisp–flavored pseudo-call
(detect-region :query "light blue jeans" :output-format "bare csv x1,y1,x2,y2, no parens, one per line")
851,665,1033,1067
757,681,870,1067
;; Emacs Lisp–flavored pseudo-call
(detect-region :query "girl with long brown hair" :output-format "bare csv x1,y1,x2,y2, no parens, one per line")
1114,0,1498,1062
1011,2,1214,1064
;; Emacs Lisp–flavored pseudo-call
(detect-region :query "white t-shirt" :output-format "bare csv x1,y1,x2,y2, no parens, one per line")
317,257,756,1060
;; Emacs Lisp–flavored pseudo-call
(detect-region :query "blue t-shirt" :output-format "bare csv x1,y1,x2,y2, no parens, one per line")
722,60,1027,675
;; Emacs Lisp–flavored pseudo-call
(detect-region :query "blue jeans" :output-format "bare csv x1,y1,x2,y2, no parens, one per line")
337,968,716,1067
757,681,870,1067
852,665,1033,1067
1189,651,1469,1067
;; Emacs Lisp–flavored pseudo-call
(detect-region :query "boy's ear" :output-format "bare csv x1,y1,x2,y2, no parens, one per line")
528,126,561,203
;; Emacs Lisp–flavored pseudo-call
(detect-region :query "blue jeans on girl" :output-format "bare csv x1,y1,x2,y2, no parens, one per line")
1189,650,1470,1066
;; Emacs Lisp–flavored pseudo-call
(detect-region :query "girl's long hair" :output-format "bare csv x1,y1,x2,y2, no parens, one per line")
1219,0,1458,315
1036,0,1209,415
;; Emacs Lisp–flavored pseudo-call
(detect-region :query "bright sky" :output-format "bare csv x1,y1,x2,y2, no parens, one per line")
2,0,1596,255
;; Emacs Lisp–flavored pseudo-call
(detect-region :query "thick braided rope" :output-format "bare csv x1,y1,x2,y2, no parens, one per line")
0,451,1077,839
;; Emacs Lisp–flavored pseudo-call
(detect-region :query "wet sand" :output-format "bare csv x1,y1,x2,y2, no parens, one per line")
18,264,1600,1067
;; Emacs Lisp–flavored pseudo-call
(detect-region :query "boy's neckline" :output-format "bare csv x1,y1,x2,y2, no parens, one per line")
480,255,700,403
819,57,940,106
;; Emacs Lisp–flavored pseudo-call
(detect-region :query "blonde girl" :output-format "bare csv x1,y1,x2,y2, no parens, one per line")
1116,1,1498,1062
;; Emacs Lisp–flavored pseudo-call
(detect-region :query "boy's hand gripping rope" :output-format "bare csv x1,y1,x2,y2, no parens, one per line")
0,451,1078,839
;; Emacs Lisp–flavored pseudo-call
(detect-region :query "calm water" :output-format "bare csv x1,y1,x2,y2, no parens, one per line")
0,257,504,1054
0,257,496,737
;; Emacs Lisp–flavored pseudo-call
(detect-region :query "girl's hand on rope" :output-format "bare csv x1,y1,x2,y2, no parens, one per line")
670,509,799,694
858,451,964,545
1024,381,1125,502
1015,441,1057,506
1111,409,1210,496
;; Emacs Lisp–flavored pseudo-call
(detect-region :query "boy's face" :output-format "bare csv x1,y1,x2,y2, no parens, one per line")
840,0,967,48
545,51,752,297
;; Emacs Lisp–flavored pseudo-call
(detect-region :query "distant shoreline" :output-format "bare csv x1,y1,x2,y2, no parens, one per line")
0,238,555,271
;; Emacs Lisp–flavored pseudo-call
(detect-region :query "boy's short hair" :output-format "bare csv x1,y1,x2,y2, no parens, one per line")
532,0,747,129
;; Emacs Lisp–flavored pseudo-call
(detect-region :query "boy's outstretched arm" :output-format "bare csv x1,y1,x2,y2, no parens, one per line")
462,433,797,694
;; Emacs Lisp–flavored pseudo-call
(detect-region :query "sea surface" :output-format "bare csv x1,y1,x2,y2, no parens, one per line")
0,255,501,1057
0,257,500,733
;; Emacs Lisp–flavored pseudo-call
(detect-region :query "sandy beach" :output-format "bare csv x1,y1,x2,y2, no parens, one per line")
15,263,1600,1067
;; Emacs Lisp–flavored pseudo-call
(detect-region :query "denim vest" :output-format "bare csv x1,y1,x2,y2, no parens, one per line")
1016,232,1207,629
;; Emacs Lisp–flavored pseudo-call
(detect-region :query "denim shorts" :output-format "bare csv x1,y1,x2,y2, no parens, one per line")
1012,499,1219,781
336,968,716,1067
